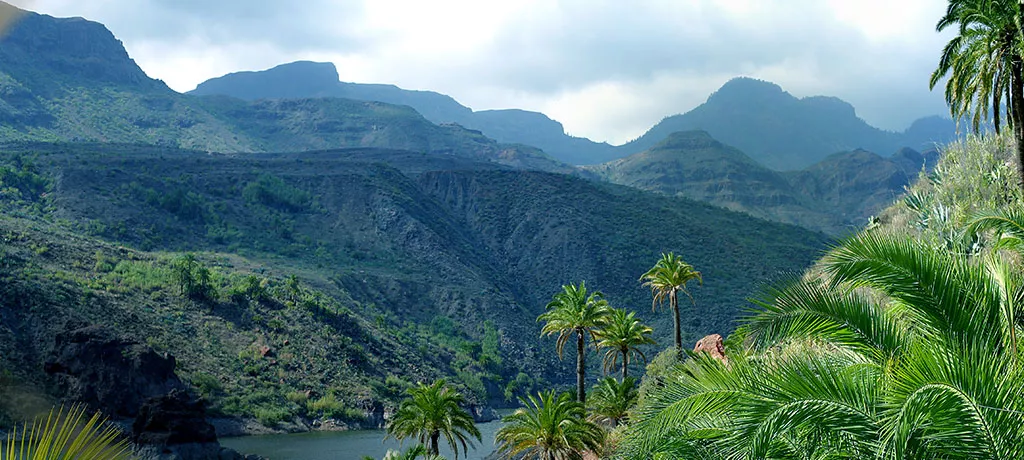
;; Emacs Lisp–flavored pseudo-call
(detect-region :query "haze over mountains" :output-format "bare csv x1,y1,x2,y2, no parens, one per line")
191,61,957,169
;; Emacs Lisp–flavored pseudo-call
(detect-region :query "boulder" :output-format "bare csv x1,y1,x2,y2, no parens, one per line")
693,334,729,365
44,325,186,417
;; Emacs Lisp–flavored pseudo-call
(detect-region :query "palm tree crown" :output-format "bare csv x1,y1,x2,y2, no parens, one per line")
930,0,1024,189
385,379,481,459
538,282,613,403
640,252,702,354
588,376,639,428
594,308,655,380
495,390,604,460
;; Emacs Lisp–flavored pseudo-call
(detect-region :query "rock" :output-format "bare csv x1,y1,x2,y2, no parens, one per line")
693,334,729,365
44,325,186,417
132,389,232,460
133,389,217,446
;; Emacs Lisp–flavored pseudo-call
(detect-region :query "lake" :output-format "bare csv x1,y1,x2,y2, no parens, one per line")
220,416,506,460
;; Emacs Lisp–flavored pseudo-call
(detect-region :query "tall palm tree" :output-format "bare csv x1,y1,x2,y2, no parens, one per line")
619,232,1024,459
931,0,1024,188
594,308,655,380
495,390,604,460
538,282,612,403
640,252,702,355
587,377,638,428
385,379,481,459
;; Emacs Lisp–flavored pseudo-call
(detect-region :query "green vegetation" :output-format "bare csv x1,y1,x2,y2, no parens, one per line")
4,405,135,460
494,390,604,460
930,0,1024,186
594,309,655,380
385,380,481,459
640,252,702,354
538,282,612,403
586,377,638,429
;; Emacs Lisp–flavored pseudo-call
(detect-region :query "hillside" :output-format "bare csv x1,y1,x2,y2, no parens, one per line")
0,142,829,426
0,8,572,175
619,78,954,170
587,131,937,234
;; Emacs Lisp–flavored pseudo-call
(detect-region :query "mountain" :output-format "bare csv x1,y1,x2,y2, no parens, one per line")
0,10,572,174
589,131,938,234
190,61,620,164
620,78,955,170
192,65,954,169
0,142,830,426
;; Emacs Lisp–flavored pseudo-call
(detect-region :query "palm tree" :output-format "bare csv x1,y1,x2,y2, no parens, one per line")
495,390,604,460
5,405,136,460
538,282,612,403
594,309,655,380
640,252,702,355
588,377,638,428
619,232,1024,459
930,0,1024,188
385,379,481,459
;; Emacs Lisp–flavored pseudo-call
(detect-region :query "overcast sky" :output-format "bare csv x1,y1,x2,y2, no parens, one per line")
8,0,953,144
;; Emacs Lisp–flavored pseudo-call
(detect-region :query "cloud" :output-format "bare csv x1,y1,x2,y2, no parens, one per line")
14,0,955,144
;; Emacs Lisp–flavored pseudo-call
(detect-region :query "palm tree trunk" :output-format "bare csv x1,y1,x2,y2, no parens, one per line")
671,290,682,355
1012,57,1024,191
430,431,440,457
621,350,629,381
577,331,586,403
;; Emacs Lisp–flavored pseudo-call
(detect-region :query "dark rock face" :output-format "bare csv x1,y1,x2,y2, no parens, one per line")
133,389,217,446
44,325,186,417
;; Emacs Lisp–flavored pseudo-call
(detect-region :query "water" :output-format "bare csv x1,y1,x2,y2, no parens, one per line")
220,416,505,460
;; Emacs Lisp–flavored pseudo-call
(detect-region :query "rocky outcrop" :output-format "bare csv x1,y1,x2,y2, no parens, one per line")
693,334,729,365
133,390,262,460
44,325,186,417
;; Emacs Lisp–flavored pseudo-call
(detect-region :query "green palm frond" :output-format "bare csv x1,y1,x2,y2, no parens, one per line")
538,282,612,359
588,377,639,427
3,405,135,460
594,309,655,378
745,278,906,362
385,379,480,459
495,391,603,460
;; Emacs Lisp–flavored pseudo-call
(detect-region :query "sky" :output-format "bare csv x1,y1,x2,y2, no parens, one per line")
6,0,954,145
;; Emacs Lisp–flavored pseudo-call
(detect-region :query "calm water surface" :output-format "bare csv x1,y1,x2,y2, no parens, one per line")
221,415,506,460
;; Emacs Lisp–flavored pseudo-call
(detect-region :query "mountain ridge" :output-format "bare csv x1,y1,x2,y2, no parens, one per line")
191,61,954,168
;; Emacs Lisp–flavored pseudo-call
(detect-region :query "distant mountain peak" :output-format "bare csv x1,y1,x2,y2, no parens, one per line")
191,60,342,98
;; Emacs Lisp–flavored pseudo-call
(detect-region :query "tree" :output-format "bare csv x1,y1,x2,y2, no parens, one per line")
931,0,1024,188
495,390,604,460
594,308,655,380
640,252,702,354
538,282,613,403
588,377,638,428
385,379,481,459
619,232,1024,459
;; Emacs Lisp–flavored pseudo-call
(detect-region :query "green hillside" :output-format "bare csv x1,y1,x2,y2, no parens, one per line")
0,142,828,427
587,131,936,235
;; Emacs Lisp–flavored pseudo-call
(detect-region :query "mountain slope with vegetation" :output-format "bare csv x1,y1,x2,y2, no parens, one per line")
0,142,829,429
587,131,937,234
